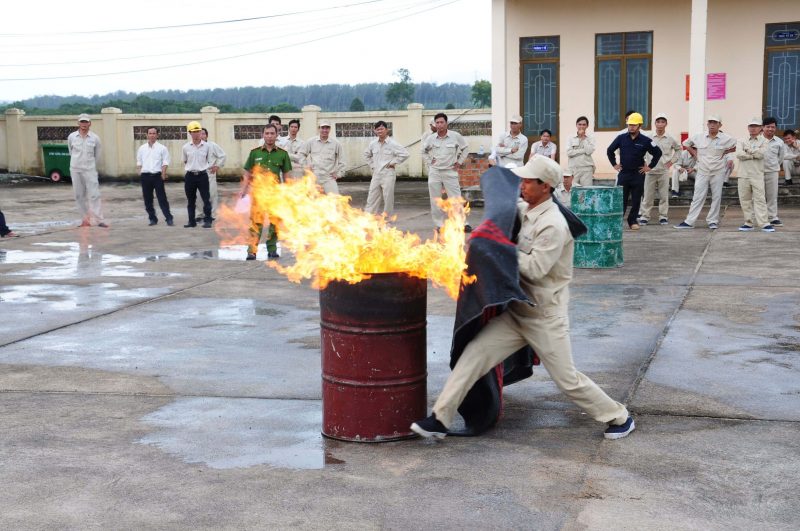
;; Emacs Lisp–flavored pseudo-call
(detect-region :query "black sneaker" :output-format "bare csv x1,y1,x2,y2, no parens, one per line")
674,222,693,229
604,416,635,440
738,224,754,232
410,413,448,440
784,179,793,186
184,223,197,228
245,253,257,261
267,252,280,260
166,219,174,226
148,220,158,226
464,224,473,233
202,221,213,228
671,191,681,198
659,218,668,225
770,219,783,227
638,218,648,226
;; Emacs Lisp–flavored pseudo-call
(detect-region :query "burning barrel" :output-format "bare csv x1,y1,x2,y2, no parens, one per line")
320,272,427,442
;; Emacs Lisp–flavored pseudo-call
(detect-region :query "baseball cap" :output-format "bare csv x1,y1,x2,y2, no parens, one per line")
318,119,332,128
747,117,763,126
706,114,721,123
186,121,202,132
562,169,573,177
511,155,563,188
509,115,523,123
654,113,668,121
78,113,91,122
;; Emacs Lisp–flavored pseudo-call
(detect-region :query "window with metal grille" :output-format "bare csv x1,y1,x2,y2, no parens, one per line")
764,22,800,132
519,36,560,141
595,32,653,131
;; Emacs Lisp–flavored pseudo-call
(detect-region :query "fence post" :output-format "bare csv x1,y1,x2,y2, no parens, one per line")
100,107,122,177
406,103,424,177
4,108,25,173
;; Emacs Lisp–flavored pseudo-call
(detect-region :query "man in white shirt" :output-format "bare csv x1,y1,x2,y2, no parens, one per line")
675,116,736,230
182,121,216,228
494,115,528,168
566,116,596,186
67,113,107,227
300,120,346,194
762,117,786,226
200,128,226,219
364,120,410,217
782,129,800,185
136,127,173,226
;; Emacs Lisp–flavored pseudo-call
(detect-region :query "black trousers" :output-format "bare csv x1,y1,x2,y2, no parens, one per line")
0,209,10,236
184,172,211,224
619,171,645,227
141,173,172,222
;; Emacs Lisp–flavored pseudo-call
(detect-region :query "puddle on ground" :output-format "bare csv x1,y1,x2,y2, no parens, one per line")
0,283,171,311
138,397,329,470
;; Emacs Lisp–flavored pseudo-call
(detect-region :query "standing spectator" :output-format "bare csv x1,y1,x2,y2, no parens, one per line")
566,116,596,186
671,149,696,197
638,113,680,225
530,129,557,161
182,121,215,228
240,124,292,261
300,120,346,194
762,117,786,226
0,209,18,237
200,128,226,219
735,118,773,233
284,119,304,173
422,112,470,232
269,115,288,149
136,127,173,226
606,112,662,230
674,116,736,230
782,129,800,185
364,120,409,217
494,115,528,168
67,114,107,228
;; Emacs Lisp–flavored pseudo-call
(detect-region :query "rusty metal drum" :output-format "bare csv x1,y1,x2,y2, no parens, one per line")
320,272,427,442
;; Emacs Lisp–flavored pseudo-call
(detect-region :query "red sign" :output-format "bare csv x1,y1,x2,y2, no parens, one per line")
685,74,690,101
706,73,726,100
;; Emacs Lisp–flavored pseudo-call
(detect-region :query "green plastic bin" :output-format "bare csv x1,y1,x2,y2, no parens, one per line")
42,144,71,182
571,186,623,268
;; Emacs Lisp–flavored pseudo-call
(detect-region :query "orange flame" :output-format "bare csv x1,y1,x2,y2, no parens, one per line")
216,168,475,299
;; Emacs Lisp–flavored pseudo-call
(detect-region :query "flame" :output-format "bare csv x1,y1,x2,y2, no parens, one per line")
215,168,475,299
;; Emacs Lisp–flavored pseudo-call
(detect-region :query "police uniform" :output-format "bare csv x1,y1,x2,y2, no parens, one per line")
422,129,469,227
364,135,409,216
243,144,292,256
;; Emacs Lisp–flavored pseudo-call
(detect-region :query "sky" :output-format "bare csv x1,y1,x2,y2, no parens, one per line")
0,0,491,102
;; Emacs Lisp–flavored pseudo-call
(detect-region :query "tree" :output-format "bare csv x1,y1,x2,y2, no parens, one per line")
445,103,455,110
385,68,415,109
471,79,492,108
349,97,365,112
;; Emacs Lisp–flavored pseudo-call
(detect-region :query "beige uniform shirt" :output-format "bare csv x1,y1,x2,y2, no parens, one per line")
364,137,409,174
736,136,769,179
494,132,528,167
683,132,736,174
422,130,469,170
206,140,226,174
566,135,596,170
515,197,573,316
67,130,102,170
530,140,557,159
763,136,785,172
284,136,304,165
784,139,800,163
649,133,681,173
300,137,346,179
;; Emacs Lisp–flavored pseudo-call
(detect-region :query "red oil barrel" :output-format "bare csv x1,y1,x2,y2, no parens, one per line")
320,272,427,442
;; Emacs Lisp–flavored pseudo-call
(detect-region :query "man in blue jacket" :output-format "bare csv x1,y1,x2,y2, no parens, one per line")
607,113,662,230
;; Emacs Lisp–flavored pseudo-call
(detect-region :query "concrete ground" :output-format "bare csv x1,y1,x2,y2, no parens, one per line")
1,179,798,530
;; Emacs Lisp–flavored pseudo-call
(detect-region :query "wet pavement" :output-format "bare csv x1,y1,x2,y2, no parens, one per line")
1,181,799,529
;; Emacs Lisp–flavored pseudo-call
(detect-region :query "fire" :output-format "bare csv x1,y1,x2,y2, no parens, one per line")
216,168,475,299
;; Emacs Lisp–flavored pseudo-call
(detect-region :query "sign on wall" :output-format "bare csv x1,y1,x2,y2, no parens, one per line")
706,73,726,100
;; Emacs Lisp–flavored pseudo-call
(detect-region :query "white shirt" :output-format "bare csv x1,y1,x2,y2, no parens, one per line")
136,141,170,174
182,140,211,172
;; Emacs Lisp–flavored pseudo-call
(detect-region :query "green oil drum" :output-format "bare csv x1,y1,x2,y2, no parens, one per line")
570,186,623,268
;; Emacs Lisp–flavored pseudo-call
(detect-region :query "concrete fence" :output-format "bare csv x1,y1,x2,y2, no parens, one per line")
1,104,492,180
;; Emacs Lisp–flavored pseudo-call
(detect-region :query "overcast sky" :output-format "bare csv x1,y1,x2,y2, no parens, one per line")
0,0,491,102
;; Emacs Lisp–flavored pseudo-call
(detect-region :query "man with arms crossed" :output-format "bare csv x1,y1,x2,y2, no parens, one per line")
364,120,409,217
566,116,596,186
411,155,634,441
735,118,773,233
136,127,174,226
674,116,736,230
68,113,107,227
494,115,528,168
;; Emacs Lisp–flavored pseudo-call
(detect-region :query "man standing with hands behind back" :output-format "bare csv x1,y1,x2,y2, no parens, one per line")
422,112,470,232
68,113,107,228
136,127,174,226
364,120,409,217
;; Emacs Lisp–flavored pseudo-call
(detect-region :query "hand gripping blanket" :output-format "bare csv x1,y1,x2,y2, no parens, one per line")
448,166,587,436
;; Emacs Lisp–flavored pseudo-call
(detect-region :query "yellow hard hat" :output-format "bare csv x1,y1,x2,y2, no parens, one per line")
187,121,202,132
626,112,644,125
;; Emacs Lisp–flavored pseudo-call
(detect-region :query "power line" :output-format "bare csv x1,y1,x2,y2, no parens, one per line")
0,0,459,82
0,0,389,37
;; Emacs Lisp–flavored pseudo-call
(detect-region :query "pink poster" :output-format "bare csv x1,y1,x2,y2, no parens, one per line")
706,73,726,100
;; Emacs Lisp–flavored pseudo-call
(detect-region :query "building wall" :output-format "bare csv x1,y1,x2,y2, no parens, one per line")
1,106,492,179
501,0,799,176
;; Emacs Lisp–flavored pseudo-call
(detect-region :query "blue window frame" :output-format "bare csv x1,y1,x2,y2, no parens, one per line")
764,22,800,131
595,32,653,131
520,36,560,143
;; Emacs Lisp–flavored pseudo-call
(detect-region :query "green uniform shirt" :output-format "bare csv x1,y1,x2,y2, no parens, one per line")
244,145,292,176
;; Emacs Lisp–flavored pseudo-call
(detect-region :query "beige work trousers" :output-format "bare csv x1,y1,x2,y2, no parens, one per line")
764,171,779,221
209,171,219,216
572,167,594,187
737,176,769,228
638,171,669,220
316,175,340,195
782,160,799,181
684,170,725,226
71,167,105,224
427,168,461,228
365,169,397,216
432,307,629,429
